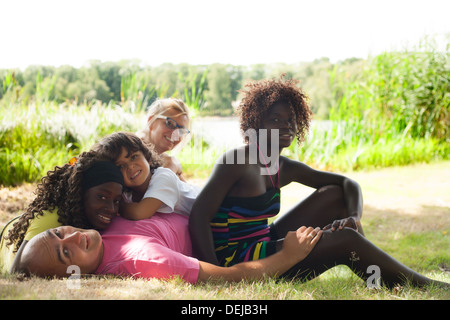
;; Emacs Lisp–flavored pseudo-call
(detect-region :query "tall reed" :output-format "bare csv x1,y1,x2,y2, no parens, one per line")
1,40,449,185
0,101,144,186
291,37,450,171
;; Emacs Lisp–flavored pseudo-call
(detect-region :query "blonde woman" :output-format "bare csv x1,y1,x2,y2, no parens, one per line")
138,98,191,181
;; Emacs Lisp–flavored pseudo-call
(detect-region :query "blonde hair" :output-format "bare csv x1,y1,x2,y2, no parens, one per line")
137,98,191,151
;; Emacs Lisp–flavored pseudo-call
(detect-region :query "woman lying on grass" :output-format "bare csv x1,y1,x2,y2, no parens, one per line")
9,131,321,283
188,75,448,288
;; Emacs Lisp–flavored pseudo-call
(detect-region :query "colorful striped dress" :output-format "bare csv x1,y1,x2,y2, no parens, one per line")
210,187,280,267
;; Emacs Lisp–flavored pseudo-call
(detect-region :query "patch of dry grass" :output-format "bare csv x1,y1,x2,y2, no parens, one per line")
1,161,449,300
0,183,35,228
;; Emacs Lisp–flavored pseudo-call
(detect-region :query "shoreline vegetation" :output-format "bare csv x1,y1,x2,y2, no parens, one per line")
1,37,448,186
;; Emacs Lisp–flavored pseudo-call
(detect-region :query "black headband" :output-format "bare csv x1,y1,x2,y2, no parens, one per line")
82,161,124,191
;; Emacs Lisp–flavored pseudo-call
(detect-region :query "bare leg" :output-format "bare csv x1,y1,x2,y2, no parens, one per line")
280,228,447,288
273,185,365,237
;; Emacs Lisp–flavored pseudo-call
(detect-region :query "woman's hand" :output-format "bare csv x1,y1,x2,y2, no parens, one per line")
198,226,323,283
323,216,360,232
281,226,323,264
161,154,186,181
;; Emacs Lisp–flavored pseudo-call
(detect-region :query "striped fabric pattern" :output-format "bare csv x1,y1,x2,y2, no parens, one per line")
211,188,280,267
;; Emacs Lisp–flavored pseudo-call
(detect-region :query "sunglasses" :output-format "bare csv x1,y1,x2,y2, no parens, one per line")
155,116,190,137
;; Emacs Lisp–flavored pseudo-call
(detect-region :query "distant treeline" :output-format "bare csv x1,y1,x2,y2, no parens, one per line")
1,36,449,185
0,57,362,119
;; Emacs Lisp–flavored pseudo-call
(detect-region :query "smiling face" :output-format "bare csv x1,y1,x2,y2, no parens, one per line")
115,147,152,194
261,101,298,150
21,226,103,278
148,108,189,154
83,181,123,230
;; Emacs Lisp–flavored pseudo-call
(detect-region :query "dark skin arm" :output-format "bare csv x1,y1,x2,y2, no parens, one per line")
189,149,251,265
279,156,363,232
197,226,322,282
190,146,364,265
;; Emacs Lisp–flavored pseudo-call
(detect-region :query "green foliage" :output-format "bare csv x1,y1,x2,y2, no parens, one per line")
178,68,208,115
287,37,450,171
1,35,449,183
0,102,143,186
204,64,234,116
330,39,449,142
120,72,155,112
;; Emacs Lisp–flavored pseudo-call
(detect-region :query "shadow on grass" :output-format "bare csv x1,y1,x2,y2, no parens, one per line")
362,204,450,272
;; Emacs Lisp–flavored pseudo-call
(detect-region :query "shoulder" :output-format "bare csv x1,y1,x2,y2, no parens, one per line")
278,156,316,185
199,147,259,198
152,167,179,182
280,155,318,172
154,166,178,177
24,208,62,241
211,147,253,179
149,167,179,190
214,146,257,169
162,153,181,166
161,153,183,172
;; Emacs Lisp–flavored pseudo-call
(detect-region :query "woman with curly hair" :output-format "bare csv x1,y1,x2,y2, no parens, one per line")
188,76,445,288
0,151,125,273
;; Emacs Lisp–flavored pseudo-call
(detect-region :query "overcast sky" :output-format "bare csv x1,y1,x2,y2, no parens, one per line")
1,0,448,69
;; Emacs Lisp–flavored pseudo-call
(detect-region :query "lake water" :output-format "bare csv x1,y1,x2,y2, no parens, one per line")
191,116,330,149
192,116,244,148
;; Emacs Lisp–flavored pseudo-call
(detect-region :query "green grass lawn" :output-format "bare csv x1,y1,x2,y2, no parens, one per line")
1,162,449,300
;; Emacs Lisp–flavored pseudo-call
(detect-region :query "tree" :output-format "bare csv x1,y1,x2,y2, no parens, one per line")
204,64,233,116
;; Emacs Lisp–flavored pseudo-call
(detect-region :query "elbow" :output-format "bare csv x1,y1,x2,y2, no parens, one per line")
339,177,361,197
344,177,361,189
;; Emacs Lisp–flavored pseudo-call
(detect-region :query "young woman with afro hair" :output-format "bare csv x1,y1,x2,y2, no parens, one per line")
189,75,447,288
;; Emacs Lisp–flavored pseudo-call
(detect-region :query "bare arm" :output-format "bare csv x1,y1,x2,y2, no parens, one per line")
162,154,187,182
197,226,322,282
120,197,164,220
189,150,247,265
282,157,363,226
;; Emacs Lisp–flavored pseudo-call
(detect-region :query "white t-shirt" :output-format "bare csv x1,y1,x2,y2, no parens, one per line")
142,167,200,216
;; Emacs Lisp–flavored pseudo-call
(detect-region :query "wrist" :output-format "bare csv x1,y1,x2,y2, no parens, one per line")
277,247,300,267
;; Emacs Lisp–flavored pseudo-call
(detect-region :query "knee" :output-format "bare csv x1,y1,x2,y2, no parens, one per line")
322,227,361,243
322,227,361,240
339,227,364,244
318,185,343,197
317,185,345,205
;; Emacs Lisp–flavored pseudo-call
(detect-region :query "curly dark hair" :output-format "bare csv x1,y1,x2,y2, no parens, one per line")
237,74,312,144
6,150,107,252
91,131,162,171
